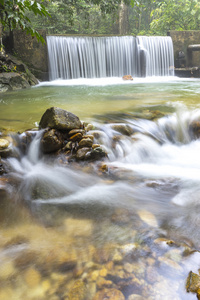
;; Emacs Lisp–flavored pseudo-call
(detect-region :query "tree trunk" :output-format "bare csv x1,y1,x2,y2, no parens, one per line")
119,2,129,35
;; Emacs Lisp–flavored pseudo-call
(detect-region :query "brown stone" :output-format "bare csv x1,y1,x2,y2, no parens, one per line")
122,75,133,80
68,280,87,300
92,144,100,149
93,288,125,300
40,128,64,153
14,250,39,270
24,267,41,288
39,107,82,131
0,139,9,149
186,271,200,293
70,133,83,142
111,124,134,136
78,137,93,148
76,147,91,160
68,129,86,136
4,235,29,248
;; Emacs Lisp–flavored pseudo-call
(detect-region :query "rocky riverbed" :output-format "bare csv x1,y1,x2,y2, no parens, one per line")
1,107,200,299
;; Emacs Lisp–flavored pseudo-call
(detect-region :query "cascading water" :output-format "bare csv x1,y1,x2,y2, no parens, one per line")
137,36,175,77
47,35,174,80
3,103,200,299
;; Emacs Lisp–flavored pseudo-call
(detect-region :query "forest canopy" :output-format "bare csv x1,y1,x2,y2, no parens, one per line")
0,0,200,39
27,0,200,36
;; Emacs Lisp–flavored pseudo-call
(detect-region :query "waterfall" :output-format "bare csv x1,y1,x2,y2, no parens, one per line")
137,36,175,77
47,35,174,80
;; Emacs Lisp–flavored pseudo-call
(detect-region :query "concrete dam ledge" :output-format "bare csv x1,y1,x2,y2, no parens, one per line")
10,30,200,80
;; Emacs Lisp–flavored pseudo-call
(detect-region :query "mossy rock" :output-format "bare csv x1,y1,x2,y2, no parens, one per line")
39,107,82,131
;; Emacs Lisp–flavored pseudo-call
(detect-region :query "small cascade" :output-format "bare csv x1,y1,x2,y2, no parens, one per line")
137,36,175,77
47,35,174,80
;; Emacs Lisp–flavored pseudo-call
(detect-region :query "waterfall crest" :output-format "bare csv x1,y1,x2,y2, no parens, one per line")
47,35,174,80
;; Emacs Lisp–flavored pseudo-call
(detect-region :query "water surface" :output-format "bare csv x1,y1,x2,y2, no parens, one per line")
0,77,200,299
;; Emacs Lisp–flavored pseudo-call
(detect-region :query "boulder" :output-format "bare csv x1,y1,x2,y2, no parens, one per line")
84,147,107,161
93,288,125,300
186,271,200,293
0,138,14,158
189,121,200,139
78,137,93,148
40,129,64,153
122,75,133,81
39,107,82,131
111,124,134,136
0,53,38,93
0,139,9,150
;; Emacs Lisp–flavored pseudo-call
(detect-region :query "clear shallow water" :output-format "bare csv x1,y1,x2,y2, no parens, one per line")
1,77,200,131
1,77,200,299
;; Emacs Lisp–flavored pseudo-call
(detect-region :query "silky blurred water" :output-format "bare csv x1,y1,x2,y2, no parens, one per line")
1,77,200,299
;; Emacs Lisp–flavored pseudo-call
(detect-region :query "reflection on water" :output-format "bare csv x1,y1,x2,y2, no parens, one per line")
1,78,200,299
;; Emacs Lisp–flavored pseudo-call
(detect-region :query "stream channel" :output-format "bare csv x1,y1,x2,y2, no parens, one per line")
0,77,200,299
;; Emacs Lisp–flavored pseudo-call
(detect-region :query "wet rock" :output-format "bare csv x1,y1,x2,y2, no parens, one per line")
165,249,182,263
93,288,125,300
69,129,86,136
40,129,64,153
186,271,200,293
0,161,5,175
0,72,30,92
146,266,159,284
93,247,112,264
96,277,113,289
86,123,94,131
0,138,9,149
99,267,108,277
44,248,77,274
92,144,101,149
20,131,37,153
138,210,158,227
122,75,133,81
64,141,73,151
158,256,182,273
124,263,134,274
24,267,41,288
128,295,143,300
85,147,107,161
154,238,175,248
14,250,40,270
0,261,15,279
111,124,134,136
189,121,200,139
70,133,83,142
57,261,77,273
117,275,143,298
76,147,91,160
111,208,131,225
39,107,82,131
4,235,29,248
64,218,93,237
0,138,14,158
78,137,93,148
68,279,87,300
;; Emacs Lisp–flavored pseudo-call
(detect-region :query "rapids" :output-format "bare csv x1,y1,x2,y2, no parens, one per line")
1,78,200,299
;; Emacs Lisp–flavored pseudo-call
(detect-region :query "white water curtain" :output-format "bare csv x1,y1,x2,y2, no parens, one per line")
47,35,174,80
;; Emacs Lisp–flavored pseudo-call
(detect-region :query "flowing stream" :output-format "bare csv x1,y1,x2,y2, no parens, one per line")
0,78,200,299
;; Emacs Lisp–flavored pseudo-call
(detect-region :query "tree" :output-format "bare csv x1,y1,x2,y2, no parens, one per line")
150,0,200,34
0,0,50,43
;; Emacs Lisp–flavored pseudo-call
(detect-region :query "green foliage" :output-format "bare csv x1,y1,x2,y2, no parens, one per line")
150,0,200,34
0,0,50,42
4,0,199,38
